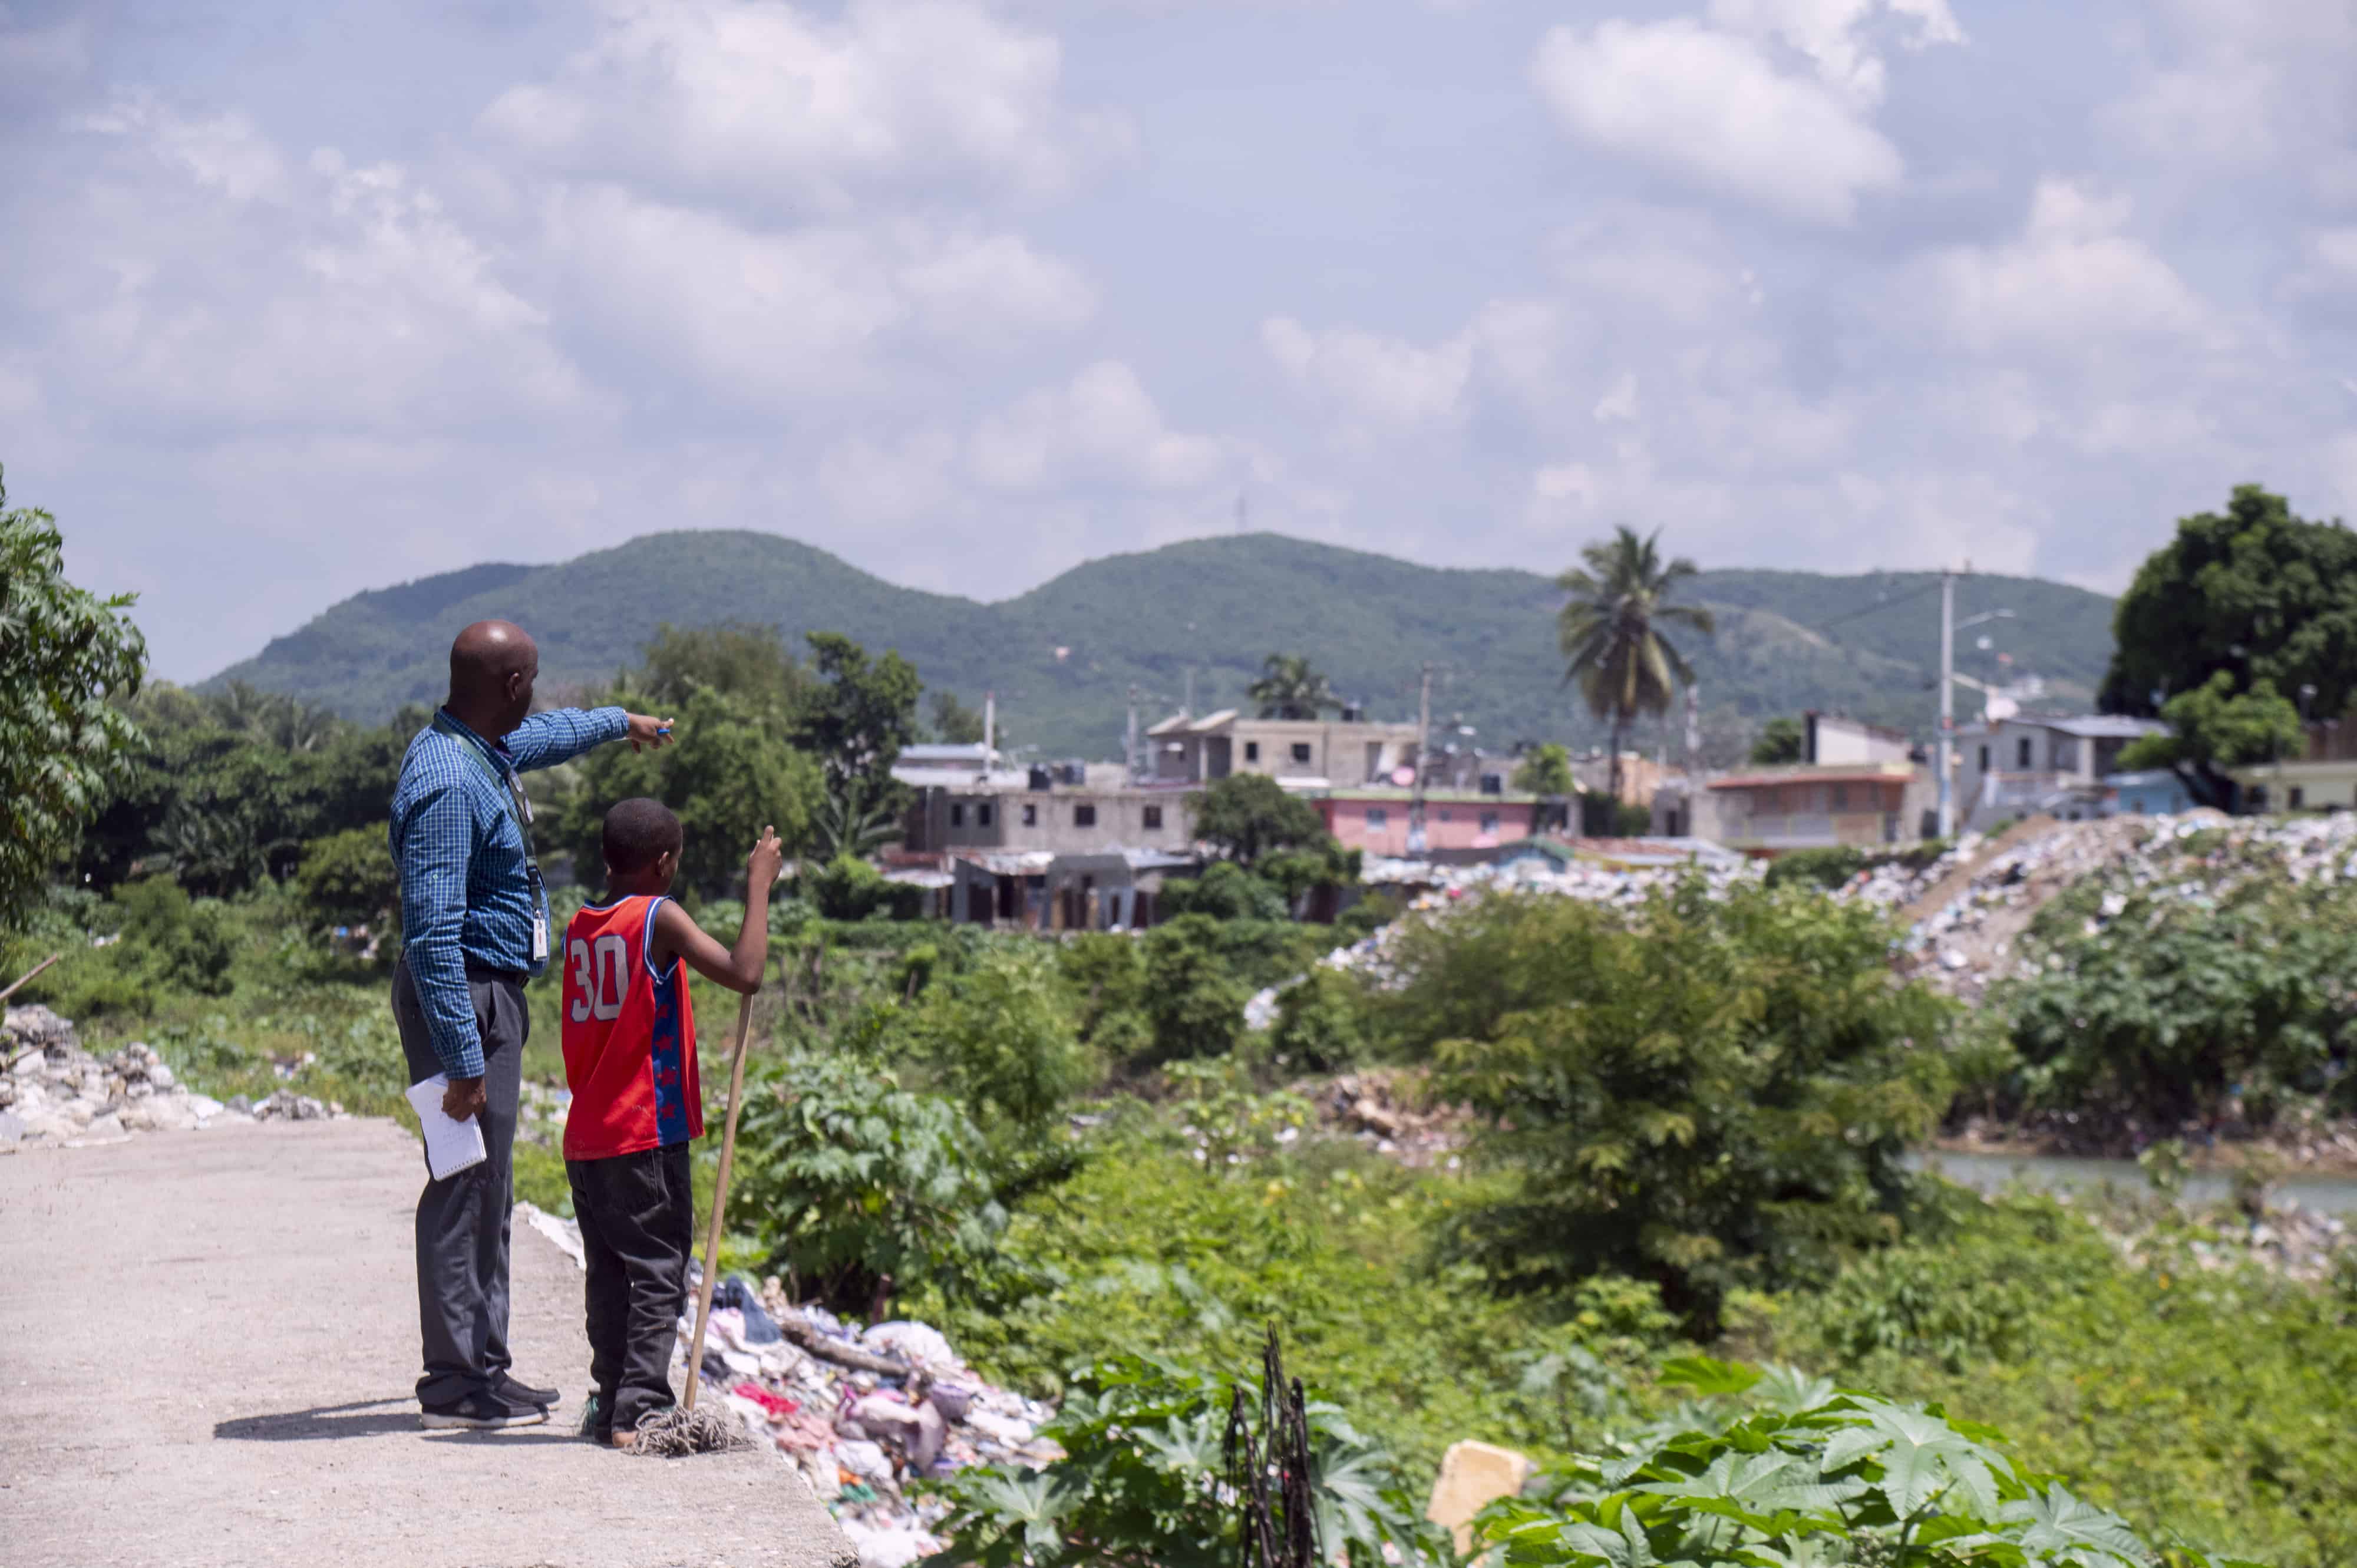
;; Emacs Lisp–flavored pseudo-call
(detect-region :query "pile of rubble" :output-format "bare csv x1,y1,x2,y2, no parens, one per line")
518,1201,1057,1568
1312,1069,1467,1169
1,1005,339,1150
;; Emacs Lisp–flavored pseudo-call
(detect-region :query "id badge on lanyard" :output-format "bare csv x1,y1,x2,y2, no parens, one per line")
529,862,549,963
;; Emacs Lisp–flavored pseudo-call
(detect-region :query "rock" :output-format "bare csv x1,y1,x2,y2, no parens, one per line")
62,1097,101,1128
226,1094,253,1114
148,1063,174,1090
0,1110,22,1148
1426,1440,1535,1554
79,1112,126,1141
187,1094,223,1120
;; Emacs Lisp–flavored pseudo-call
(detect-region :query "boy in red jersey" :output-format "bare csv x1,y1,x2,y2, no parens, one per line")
560,798,782,1448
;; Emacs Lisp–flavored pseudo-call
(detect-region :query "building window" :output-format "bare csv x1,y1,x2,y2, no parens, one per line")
1480,811,1500,834
1365,807,1389,827
2290,786,2306,809
1438,808,1453,823
1290,742,1313,764
1074,804,1097,827
1244,741,1260,762
1143,805,1163,829
2016,737,2034,769
949,803,965,827
1480,774,1503,795
1830,784,1848,810
977,803,993,827
1022,803,1038,827
1978,744,1990,772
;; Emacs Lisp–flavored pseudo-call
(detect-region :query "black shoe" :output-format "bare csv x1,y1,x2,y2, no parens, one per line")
419,1388,551,1430
496,1370,562,1408
580,1392,613,1444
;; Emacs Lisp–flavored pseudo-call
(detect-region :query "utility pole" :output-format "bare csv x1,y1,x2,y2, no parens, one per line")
983,690,996,778
1125,685,1140,783
1183,667,1195,719
1408,662,1432,855
1936,568,1959,840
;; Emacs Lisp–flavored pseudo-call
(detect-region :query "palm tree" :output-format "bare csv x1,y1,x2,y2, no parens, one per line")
1556,527,1715,804
1247,654,1340,721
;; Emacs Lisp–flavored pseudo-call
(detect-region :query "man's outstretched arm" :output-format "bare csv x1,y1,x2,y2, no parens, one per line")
505,707,673,771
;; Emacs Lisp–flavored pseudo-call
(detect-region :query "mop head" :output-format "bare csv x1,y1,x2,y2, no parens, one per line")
623,1399,755,1457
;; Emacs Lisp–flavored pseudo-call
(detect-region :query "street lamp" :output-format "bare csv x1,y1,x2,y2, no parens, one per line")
1936,599,2015,840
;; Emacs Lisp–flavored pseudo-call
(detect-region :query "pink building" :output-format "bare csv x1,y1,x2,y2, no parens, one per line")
1314,789,1537,856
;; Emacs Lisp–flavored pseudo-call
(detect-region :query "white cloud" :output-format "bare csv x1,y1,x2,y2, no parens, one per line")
1704,0,1963,108
76,90,289,203
1261,316,1474,429
1923,180,2211,352
1531,18,1904,225
539,185,1094,402
481,0,1132,211
967,361,1227,492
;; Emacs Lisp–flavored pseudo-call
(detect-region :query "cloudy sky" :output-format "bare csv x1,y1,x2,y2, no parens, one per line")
7,0,2357,682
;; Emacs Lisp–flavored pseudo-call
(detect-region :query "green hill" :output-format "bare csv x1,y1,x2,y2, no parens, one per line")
206,532,2115,759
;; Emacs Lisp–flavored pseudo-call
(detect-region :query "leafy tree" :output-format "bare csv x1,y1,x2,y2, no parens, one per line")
1257,837,1363,910
928,689,988,745
1159,860,1289,922
114,874,238,996
734,1049,1006,1316
803,852,922,922
1556,527,1715,803
1511,742,1576,797
1190,772,1328,867
1,470,148,927
1137,915,1252,1067
1246,652,1341,721
808,784,900,862
2101,484,2357,807
795,630,921,817
1749,715,1805,765
561,685,821,895
2117,672,2303,809
1268,968,1369,1071
1399,882,1955,1328
899,944,1099,1135
295,824,400,932
632,620,809,717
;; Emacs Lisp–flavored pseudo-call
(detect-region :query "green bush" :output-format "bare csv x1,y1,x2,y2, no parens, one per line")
1057,932,1153,1064
1267,968,1369,1072
1762,844,1866,891
1137,915,1251,1067
294,823,398,931
896,944,1098,1134
922,1345,1445,1568
1476,1356,2260,1568
732,1049,1006,1315
1996,873,2357,1127
1399,881,1955,1326
1158,860,1289,922
803,853,925,922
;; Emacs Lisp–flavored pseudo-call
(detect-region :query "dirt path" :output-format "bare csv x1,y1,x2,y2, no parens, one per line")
0,1118,853,1568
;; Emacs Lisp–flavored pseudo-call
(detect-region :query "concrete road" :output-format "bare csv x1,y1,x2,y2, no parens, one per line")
0,1118,853,1568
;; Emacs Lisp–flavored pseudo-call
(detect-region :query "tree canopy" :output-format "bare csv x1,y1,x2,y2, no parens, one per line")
2,471,148,929
2104,484,2357,806
1749,715,1805,766
1188,772,1329,866
1556,527,1714,800
1246,653,1340,721
795,630,922,816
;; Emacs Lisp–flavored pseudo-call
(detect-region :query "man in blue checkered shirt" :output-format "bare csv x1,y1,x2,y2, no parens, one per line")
389,618,673,1430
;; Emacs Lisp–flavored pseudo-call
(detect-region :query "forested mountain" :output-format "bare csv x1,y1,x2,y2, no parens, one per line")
207,532,2115,759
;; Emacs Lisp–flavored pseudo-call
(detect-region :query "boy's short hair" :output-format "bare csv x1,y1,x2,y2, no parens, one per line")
602,798,683,874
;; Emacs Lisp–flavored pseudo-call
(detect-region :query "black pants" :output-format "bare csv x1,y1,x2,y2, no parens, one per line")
391,955,526,1408
566,1142,694,1433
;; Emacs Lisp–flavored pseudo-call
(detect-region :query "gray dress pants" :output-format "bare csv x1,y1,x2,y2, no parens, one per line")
391,955,527,1408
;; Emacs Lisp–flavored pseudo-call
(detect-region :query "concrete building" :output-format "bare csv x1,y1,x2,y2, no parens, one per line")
1144,710,1423,788
1804,712,1913,765
899,773,1198,857
1687,761,1931,855
1952,714,2166,830
1314,788,1538,856
2232,712,2357,813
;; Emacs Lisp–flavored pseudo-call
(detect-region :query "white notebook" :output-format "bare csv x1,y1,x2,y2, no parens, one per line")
405,1075,489,1180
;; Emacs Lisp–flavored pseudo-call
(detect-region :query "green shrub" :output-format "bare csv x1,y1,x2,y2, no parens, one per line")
803,853,925,922
922,1343,1445,1568
294,823,398,931
1267,967,1369,1072
1137,915,1250,1067
1158,860,1288,922
897,944,1098,1134
1762,844,1865,891
1996,873,2357,1127
733,1050,1006,1315
1476,1356,2259,1568
1402,881,1955,1327
1058,932,1153,1063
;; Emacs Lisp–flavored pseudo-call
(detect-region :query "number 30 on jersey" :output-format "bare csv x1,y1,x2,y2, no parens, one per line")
568,933,629,1022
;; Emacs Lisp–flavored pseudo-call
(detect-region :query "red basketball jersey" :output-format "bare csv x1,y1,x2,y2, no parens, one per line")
559,894,702,1160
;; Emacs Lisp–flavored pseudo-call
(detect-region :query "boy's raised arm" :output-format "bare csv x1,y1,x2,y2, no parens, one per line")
650,827,785,994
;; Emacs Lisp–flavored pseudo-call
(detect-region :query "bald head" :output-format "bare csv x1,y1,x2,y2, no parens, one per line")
447,620,539,738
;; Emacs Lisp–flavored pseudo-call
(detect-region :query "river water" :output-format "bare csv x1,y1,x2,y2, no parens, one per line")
1909,1149,2357,1216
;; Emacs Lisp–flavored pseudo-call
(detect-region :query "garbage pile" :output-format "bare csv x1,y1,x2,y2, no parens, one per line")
1896,811,2357,1003
1313,1069,1466,1168
2,1006,236,1149
515,1201,1059,1568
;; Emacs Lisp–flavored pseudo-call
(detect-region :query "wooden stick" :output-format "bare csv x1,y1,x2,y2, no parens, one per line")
0,952,62,1008
682,989,757,1414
